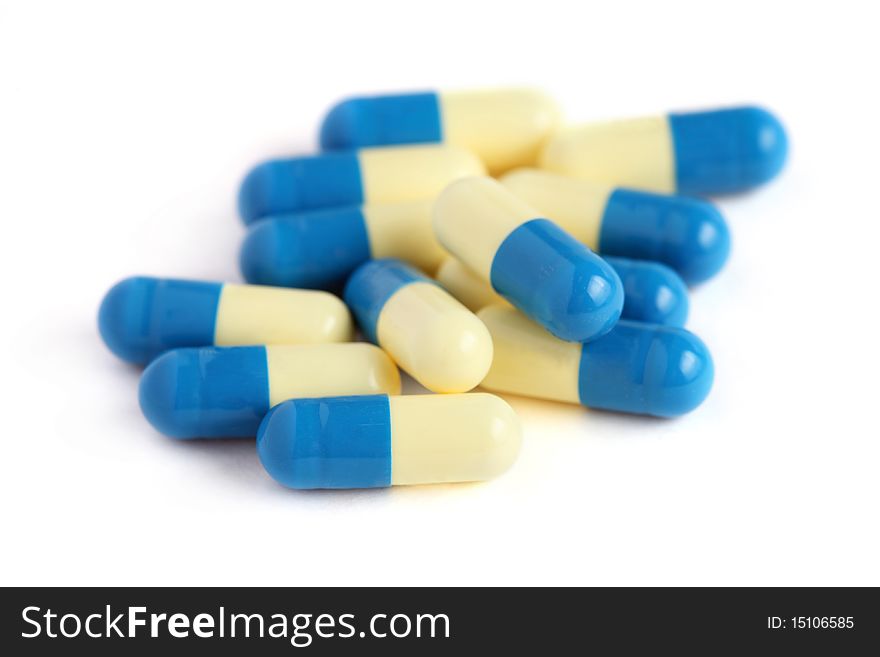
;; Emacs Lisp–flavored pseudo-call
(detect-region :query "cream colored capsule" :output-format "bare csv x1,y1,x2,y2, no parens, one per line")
257,393,523,489
344,259,493,393
320,88,561,174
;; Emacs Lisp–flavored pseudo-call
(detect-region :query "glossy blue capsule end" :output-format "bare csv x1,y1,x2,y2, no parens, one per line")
578,321,714,417
605,256,689,327
343,259,426,344
320,92,442,150
599,189,731,285
257,395,393,489
490,218,623,342
240,207,371,291
237,152,364,225
138,346,270,439
670,106,788,195
98,276,221,365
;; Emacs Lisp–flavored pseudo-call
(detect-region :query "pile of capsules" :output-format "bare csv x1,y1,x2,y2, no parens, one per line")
99,89,788,490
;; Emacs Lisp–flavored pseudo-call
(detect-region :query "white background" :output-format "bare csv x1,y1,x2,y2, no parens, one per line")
1,0,878,586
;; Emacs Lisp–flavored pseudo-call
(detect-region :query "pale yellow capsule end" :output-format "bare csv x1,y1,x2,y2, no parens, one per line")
539,116,676,192
440,88,561,175
361,201,446,274
433,176,537,281
499,168,612,249
377,282,493,393
435,257,511,313
214,284,352,346
358,144,486,205
477,305,582,405
266,343,401,406
390,393,522,486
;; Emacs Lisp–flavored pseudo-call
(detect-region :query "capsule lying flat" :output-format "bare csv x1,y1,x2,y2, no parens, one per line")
478,306,713,417
539,106,788,196
257,393,522,489
500,169,730,284
99,276,352,365
238,144,484,224
319,88,560,174
139,344,400,439
344,259,493,393
433,176,623,342
436,255,688,327
240,200,445,291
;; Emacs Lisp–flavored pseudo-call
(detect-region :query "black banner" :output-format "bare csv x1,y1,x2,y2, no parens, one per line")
2,587,876,654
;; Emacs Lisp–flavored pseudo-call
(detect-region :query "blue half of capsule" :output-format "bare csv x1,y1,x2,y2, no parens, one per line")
99,277,221,365
599,189,731,285
604,256,689,327
490,218,624,342
579,321,714,417
139,346,269,439
320,92,441,150
257,395,393,490
238,152,363,225
670,106,789,195
240,207,370,291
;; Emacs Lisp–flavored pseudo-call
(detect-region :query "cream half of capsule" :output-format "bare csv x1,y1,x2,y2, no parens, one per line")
265,343,401,405
478,306,582,404
439,89,561,174
500,169,611,248
362,200,446,271
539,116,676,192
389,393,521,485
376,281,493,393
358,145,486,204
215,283,353,345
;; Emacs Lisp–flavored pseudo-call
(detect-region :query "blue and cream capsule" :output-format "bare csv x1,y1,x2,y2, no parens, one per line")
539,105,788,196
99,277,352,365
240,200,445,291
344,259,493,393
436,255,689,327
478,306,713,417
238,144,484,224
257,393,522,489
501,169,730,284
320,88,560,174
139,344,400,439
433,176,623,342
